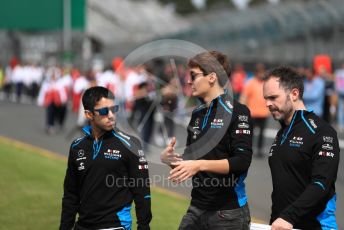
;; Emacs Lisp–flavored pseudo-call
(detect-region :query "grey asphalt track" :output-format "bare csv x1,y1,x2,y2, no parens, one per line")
0,100,343,228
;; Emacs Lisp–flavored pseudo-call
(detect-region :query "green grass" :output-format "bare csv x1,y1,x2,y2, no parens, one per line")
0,139,188,230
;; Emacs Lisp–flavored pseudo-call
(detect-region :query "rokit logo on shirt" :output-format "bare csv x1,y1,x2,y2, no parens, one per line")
104,149,122,160
138,164,149,170
235,129,251,135
319,151,334,158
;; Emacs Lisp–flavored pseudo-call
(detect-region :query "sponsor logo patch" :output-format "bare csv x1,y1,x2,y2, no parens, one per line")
226,100,233,109
78,162,85,171
78,149,85,158
289,143,301,148
289,136,303,146
138,164,149,170
192,129,200,139
194,118,200,126
235,129,251,135
322,143,333,151
104,149,122,160
76,157,86,161
211,118,224,128
238,115,248,122
77,149,87,161
319,151,334,157
238,122,249,129
309,119,318,129
138,150,147,163
269,148,274,156
323,136,333,143
292,136,303,141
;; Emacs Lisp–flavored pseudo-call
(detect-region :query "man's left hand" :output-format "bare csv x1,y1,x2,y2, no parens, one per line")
271,218,293,230
169,160,200,183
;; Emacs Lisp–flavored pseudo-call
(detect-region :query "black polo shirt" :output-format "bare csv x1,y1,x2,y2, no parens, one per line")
269,110,339,229
183,93,253,211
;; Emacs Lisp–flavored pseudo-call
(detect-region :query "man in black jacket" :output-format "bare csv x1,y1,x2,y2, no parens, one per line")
60,86,151,230
263,66,339,230
161,51,252,230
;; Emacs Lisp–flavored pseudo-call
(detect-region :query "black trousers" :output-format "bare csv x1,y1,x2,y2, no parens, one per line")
178,204,250,230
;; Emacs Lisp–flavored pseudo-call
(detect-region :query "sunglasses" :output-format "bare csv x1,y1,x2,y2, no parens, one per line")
190,72,204,81
190,72,208,81
93,105,119,115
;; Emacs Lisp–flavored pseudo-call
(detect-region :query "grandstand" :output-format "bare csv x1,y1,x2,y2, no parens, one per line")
170,0,344,65
0,0,343,66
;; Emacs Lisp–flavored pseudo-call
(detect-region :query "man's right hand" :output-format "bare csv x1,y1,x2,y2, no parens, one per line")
160,137,182,166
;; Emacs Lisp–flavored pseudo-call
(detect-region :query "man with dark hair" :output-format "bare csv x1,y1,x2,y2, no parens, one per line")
263,66,339,230
60,86,151,230
161,51,252,229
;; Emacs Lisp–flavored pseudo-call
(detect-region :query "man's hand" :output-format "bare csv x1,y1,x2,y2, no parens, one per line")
160,137,182,166
271,218,293,230
168,160,201,183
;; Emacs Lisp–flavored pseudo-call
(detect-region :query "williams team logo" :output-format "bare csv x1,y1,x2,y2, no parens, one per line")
211,119,224,128
104,149,122,160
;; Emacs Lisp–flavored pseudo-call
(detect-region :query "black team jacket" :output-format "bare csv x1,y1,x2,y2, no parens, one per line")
269,110,339,230
183,93,253,211
60,126,151,230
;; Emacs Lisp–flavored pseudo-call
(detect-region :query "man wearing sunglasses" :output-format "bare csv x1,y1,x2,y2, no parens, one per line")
161,51,252,229
60,86,151,230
